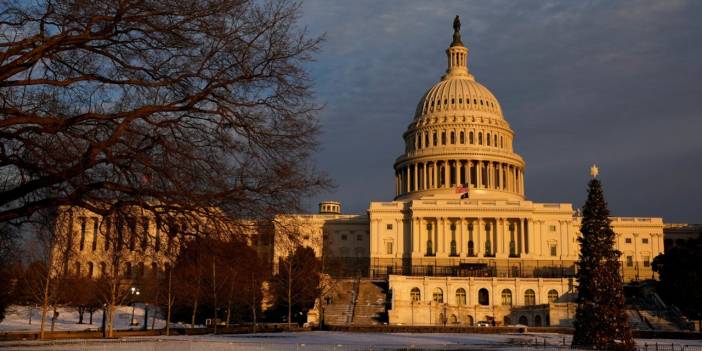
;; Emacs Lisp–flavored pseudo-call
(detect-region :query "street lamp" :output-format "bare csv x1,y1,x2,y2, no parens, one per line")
129,287,141,327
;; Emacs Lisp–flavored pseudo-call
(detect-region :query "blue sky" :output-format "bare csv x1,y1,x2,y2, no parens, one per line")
297,1,702,222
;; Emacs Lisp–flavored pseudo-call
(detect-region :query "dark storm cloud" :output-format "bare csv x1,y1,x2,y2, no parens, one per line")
299,1,702,222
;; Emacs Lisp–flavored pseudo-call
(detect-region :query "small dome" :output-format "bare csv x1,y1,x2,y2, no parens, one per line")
414,76,503,120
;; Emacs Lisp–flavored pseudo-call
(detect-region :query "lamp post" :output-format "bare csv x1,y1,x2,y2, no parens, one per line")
129,287,141,327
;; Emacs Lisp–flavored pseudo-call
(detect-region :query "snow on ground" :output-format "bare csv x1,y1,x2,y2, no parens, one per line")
2,332,702,351
0,304,167,332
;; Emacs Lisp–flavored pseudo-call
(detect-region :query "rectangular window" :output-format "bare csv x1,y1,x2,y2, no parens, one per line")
642,238,649,244
550,243,557,257
385,241,393,255
625,238,632,244
626,256,633,267
341,234,347,241
142,218,149,250
643,256,650,267
386,224,393,230
79,218,86,251
357,234,363,241
92,219,99,251
548,225,556,232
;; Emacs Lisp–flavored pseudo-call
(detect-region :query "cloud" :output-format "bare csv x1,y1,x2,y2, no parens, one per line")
299,0,702,222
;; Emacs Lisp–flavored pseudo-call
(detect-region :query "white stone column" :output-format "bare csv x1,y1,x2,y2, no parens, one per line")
444,161,450,188
559,221,566,258
433,162,438,189
413,163,418,192
520,218,526,255
459,218,465,256
476,218,483,257
477,161,483,188
412,217,419,255
499,218,507,257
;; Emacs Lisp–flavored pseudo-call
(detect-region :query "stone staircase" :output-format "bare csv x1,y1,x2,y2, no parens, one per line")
350,280,388,325
639,309,684,331
322,279,356,326
626,309,651,331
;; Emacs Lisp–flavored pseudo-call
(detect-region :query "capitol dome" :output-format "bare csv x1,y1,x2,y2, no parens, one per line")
394,17,526,201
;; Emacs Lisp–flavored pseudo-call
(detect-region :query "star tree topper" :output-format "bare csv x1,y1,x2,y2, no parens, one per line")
590,164,599,178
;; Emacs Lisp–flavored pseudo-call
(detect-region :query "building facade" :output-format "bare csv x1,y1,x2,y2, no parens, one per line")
278,18,664,326
57,18,668,327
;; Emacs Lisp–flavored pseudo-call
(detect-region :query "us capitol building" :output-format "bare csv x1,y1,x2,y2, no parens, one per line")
283,17,665,326
59,17,669,328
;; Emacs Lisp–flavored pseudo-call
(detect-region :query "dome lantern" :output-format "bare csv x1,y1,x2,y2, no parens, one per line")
393,16,526,202
443,15,473,81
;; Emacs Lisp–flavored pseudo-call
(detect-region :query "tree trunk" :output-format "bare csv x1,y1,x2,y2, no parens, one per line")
39,273,51,339
78,306,84,324
166,268,173,336
225,278,234,327
251,271,257,333
89,309,94,324
27,305,33,325
287,262,292,329
50,305,57,332
191,297,198,329
107,270,117,338
212,258,217,334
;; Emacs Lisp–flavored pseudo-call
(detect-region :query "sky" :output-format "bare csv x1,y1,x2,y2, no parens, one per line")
297,1,702,223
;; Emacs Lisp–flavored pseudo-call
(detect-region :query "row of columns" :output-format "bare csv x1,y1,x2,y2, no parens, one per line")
395,160,524,196
410,217,531,258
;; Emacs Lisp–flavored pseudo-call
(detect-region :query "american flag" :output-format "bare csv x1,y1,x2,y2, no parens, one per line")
455,185,469,198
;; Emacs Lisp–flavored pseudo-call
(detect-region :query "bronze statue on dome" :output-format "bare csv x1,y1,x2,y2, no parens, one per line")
451,15,463,46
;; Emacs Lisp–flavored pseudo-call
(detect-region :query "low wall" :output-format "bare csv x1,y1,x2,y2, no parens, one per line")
323,325,702,340
0,324,304,341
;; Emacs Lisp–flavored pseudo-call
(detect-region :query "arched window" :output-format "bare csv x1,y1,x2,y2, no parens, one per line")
441,131,446,145
469,131,474,144
425,133,429,148
501,289,512,306
432,288,444,303
478,288,489,306
548,289,559,303
450,131,455,144
456,288,466,305
478,132,483,145
487,133,491,146
519,315,529,326
410,287,421,302
459,131,465,144
450,314,458,324
87,262,94,278
466,315,474,326
524,289,536,305
494,134,498,146
433,132,438,146
500,136,504,148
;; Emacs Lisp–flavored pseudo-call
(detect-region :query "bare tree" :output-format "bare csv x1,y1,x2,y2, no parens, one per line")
15,209,74,338
0,0,328,234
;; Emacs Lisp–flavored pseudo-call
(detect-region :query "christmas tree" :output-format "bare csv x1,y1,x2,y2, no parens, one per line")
572,166,635,351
